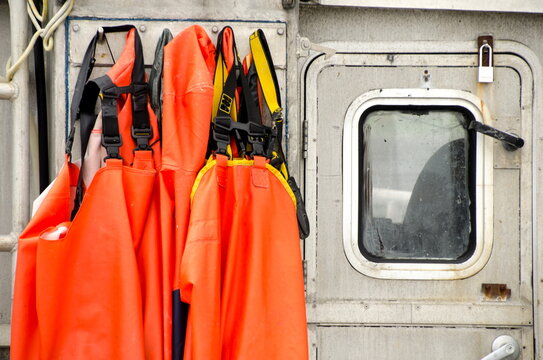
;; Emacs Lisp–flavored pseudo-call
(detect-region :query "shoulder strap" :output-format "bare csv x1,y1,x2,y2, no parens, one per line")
212,26,268,159
69,25,151,219
249,29,310,239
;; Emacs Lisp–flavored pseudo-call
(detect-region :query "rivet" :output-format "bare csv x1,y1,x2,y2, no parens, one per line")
72,24,80,32
212,26,219,34
139,25,147,33
277,28,285,35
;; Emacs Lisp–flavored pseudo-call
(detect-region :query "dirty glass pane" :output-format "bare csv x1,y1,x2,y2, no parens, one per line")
359,108,472,261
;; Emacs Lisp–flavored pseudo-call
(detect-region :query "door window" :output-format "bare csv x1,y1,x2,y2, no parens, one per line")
359,107,476,262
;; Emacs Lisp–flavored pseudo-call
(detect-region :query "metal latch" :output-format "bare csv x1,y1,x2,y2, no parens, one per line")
298,37,336,60
468,120,524,151
478,35,494,83
478,43,494,83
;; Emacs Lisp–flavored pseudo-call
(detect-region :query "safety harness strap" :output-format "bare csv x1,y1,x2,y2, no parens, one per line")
212,27,241,157
249,29,311,239
249,29,282,116
249,29,286,163
129,28,153,151
212,26,268,158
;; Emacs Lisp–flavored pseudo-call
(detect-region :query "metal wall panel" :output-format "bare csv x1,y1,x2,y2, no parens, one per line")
302,46,536,357
313,0,543,14
0,2,13,327
316,326,533,359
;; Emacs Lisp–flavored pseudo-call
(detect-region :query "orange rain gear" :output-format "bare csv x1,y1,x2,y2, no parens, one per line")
11,26,161,359
179,155,308,360
159,25,215,359
178,27,308,360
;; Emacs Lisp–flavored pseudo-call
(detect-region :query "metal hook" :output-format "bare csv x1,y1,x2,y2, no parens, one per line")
97,26,105,42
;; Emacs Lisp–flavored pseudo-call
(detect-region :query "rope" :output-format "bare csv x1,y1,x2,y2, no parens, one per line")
2,0,74,81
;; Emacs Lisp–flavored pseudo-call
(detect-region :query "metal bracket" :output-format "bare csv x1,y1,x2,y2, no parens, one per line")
298,36,337,59
282,0,296,9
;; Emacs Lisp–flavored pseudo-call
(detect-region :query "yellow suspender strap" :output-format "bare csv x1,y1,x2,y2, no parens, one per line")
212,51,238,121
249,30,282,116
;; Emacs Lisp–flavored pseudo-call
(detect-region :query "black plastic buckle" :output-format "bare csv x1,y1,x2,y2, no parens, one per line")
246,122,267,157
132,126,153,151
265,126,278,159
213,116,233,157
212,116,271,158
101,134,123,160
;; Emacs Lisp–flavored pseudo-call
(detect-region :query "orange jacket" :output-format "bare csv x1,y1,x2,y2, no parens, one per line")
159,25,215,359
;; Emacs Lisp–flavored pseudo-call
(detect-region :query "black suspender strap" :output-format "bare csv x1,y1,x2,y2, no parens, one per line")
129,28,153,151
69,25,151,219
212,26,243,157
212,26,268,159
149,28,173,138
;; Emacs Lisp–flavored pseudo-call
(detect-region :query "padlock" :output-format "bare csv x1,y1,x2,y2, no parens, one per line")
478,43,493,83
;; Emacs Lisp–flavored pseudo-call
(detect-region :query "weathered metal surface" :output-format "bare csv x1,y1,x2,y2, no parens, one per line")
302,39,536,358
307,302,532,325
482,284,512,302
68,20,287,68
0,3,13,238
70,0,287,20
311,0,543,14
315,326,532,360
307,54,527,299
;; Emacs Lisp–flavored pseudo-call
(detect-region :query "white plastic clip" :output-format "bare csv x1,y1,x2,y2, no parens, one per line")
478,43,493,83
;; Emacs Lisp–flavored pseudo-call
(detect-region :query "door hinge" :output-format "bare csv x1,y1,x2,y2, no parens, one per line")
303,259,307,288
302,119,308,159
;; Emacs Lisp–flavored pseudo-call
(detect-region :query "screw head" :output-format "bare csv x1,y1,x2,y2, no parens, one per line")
212,26,219,34
139,25,147,32
277,28,285,35
72,24,80,32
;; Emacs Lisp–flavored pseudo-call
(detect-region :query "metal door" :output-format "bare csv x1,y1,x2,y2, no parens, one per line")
302,40,540,359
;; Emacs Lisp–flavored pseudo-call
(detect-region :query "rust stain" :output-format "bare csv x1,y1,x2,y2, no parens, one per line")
482,283,511,301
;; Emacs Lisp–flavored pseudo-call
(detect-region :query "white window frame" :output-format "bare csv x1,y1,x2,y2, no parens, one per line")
343,88,493,280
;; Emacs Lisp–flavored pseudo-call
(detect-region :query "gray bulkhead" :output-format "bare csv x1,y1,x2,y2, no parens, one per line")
1,0,543,358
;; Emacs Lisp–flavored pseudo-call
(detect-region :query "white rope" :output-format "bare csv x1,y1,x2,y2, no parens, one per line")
2,0,74,81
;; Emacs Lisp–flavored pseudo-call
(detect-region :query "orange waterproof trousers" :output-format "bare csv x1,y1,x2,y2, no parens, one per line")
11,27,162,360
179,155,308,360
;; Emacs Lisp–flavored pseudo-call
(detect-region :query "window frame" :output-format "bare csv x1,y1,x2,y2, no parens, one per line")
343,89,493,280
